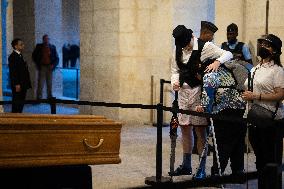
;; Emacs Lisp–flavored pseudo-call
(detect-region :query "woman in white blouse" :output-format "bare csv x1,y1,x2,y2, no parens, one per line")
242,34,284,188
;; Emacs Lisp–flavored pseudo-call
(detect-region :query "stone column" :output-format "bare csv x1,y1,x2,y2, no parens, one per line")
215,0,245,46
80,0,216,123
13,0,36,99
173,0,215,36
118,0,173,124
0,1,3,112
62,0,79,46
244,0,284,64
1,0,13,111
79,0,120,118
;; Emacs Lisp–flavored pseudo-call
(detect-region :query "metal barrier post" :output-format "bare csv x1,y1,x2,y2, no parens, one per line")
156,103,163,180
152,79,170,127
160,79,165,104
145,103,172,186
50,97,57,114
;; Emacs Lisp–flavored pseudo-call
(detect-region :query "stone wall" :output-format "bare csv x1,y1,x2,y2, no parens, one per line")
215,0,244,46
1,0,13,102
34,0,63,98
245,0,284,64
13,0,35,99
215,0,284,64
5,0,13,65
173,0,215,36
80,0,216,123
118,0,173,124
79,0,120,118
0,1,2,111
62,0,80,46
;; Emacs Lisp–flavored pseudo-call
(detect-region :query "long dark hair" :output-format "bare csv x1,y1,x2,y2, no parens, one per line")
271,51,282,67
175,46,183,68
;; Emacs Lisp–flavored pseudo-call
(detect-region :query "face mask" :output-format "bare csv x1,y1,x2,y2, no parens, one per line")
259,47,271,59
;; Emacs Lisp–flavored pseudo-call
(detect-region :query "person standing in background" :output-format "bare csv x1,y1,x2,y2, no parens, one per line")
8,38,31,113
32,34,59,99
221,23,252,64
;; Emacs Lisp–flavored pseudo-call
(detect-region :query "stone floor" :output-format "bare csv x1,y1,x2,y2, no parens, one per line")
91,123,266,189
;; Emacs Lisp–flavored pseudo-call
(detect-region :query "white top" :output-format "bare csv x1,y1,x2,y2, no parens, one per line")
171,37,233,85
14,49,21,55
244,61,284,119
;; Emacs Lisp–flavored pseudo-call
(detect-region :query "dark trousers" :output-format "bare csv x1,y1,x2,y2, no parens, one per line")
212,109,246,174
37,65,53,99
249,120,283,189
63,58,69,68
12,89,27,113
70,58,77,67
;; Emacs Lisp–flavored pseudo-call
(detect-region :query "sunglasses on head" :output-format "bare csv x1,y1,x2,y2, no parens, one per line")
260,41,272,48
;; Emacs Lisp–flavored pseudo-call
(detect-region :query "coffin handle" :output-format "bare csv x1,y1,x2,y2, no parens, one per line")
83,138,104,149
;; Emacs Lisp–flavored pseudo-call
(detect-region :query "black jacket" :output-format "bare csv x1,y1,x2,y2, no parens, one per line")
8,51,32,91
32,43,59,70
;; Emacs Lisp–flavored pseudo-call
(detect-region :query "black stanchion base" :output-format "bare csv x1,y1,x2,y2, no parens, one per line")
145,176,172,186
152,123,169,127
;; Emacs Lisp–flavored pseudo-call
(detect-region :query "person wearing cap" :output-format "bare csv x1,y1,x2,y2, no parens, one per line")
221,23,252,64
199,21,218,42
190,21,218,156
242,34,284,188
171,25,232,179
198,22,248,178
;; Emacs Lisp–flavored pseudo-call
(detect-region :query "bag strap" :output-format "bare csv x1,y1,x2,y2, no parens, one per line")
250,66,280,118
249,67,259,92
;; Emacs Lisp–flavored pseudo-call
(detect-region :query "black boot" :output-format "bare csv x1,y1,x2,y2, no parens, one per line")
169,153,192,176
193,156,206,180
170,165,192,176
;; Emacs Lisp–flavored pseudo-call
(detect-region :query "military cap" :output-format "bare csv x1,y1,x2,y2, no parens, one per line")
227,23,238,33
201,21,218,33
172,25,193,48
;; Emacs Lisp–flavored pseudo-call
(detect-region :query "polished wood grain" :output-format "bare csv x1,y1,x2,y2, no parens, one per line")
0,113,122,168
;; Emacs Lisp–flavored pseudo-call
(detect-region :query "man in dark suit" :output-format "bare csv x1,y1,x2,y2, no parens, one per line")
8,38,32,113
32,34,59,99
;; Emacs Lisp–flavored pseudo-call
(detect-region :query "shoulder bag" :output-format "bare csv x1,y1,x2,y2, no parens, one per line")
247,67,279,127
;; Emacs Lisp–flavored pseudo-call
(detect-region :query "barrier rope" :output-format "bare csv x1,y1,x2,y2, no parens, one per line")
0,98,248,123
0,99,157,110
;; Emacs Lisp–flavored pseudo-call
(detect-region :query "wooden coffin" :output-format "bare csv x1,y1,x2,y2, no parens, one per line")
0,113,122,168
